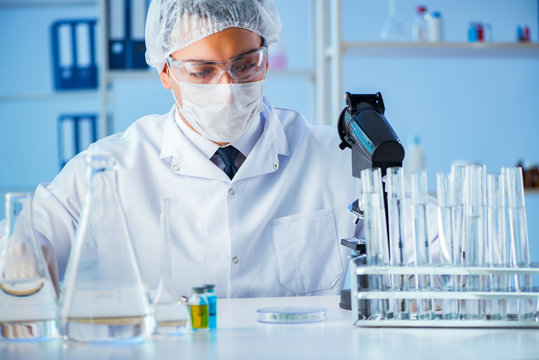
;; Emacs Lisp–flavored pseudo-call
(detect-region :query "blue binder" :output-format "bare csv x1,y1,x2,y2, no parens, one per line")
58,114,98,169
51,19,98,90
108,0,149,69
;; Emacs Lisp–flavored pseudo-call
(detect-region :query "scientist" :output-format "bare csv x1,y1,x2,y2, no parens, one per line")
1,0,364,298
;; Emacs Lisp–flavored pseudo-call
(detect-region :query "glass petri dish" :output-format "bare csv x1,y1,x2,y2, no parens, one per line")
257,306,327,324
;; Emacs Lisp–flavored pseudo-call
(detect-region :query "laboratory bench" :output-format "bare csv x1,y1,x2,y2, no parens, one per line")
1,295,538,360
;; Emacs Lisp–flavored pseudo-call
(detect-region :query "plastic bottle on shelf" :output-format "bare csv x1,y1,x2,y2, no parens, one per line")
411,5,429,42
403,135,425,180
426,11,443,42
468,22,478,42
476,23,484,42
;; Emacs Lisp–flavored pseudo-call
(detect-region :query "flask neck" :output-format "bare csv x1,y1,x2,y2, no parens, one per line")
5,193,33,238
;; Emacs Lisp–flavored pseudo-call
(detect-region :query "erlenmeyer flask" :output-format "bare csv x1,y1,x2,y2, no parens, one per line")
58,154,154,342
153,198,190,335
0,193,57,340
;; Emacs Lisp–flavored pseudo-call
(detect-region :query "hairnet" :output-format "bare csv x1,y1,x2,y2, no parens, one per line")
145,0,282,72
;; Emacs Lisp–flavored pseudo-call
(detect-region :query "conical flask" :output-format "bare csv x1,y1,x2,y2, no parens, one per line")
58,154,154,342
153,198,190,335
0,193,58,340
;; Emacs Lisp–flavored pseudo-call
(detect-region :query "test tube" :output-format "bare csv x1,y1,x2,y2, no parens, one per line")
502,167,534,320
462,164,487,319
360,168,389,320
411,170,434,320
450,164,466,318
436,172,458,319
386,167,410,319
486,173,508,320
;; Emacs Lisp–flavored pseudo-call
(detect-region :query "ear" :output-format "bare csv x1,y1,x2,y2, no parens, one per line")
159,63,172,90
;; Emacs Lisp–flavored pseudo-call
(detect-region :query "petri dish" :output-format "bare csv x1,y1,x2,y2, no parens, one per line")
257,306,327,324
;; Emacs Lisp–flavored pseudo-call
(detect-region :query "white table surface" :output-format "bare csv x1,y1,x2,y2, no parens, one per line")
1,295,539,360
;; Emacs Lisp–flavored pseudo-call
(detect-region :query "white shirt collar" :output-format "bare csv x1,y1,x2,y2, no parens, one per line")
174,107,263,159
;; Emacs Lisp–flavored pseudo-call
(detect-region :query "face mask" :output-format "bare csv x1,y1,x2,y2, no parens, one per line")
170,73,264,143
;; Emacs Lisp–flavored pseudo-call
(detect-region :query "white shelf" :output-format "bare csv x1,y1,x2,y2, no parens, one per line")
0,0,95,6
267,69,315,81
0,90,97,102
341,42,539,58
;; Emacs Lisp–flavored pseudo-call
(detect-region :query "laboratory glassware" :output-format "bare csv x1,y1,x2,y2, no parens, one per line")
502,167,535,320
436,173,458,319
153,199,190,335
411,170,434,319
360,168,389,320
205,284,217,330
0,193,58,340
487,173,508,320
385,167,410,319
380,0,407,41
462,164,487,319
58,154,155,342
189,287,209,331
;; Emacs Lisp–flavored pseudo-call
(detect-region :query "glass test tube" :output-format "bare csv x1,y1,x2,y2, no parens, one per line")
436,173,459,319
360,168,389,320
486,173,508,320
462,164,487,319
450,164,466,318
411,170,434,320
386,167,410,319
502,167,535,320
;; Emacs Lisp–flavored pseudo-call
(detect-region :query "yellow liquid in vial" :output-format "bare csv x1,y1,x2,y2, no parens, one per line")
190,304,208,330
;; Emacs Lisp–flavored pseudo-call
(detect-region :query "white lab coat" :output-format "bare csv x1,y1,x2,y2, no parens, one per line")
22,97,362,298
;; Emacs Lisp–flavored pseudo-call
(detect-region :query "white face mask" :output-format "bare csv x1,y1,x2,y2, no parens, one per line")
170,74,265,143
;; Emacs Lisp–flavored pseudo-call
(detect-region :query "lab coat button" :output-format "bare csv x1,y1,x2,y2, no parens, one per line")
172,164,181,173
232,256,239,264
228,188,235,196
273,161,279,170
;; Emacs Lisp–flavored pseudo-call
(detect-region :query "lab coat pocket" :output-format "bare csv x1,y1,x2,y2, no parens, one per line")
272,208,343,294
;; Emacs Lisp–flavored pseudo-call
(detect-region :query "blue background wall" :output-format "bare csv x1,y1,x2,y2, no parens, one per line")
0,0,538,260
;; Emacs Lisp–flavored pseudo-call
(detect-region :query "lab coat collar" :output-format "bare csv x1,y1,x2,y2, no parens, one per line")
159,97,289,181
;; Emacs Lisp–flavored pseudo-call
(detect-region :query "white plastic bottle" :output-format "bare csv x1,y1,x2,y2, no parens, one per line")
427,11,443,42
411,6,428,42
404,135,425,180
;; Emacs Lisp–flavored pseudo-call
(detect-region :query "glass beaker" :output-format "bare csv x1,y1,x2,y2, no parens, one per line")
0,193,58,340
153,199,190,335
411,170,434,320
58,154,155,342
502,166,534,320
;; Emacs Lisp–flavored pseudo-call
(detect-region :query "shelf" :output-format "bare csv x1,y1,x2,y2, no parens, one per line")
0,0,95,6
0,90,97,103
339,42,539,58
525,188,539,195
107,69,156,81
267,69,315,81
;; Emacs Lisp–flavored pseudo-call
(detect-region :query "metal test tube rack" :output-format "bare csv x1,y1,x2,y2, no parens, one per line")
350,258,539,328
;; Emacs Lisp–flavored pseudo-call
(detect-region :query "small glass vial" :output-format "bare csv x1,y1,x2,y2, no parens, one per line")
189,287,208,331
204,284,217,330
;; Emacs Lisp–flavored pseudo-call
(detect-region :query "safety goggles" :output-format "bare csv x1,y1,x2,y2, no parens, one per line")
167,46,268,84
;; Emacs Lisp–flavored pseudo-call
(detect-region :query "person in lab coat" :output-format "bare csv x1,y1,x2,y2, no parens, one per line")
1,0,367,298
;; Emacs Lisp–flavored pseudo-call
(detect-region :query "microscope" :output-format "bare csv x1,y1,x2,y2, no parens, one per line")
336,92,404,311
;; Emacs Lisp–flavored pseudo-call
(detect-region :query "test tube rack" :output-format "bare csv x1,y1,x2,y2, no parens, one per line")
350,257,539,328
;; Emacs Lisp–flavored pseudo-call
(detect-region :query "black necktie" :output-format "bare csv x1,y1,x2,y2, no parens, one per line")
216,146,239,179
